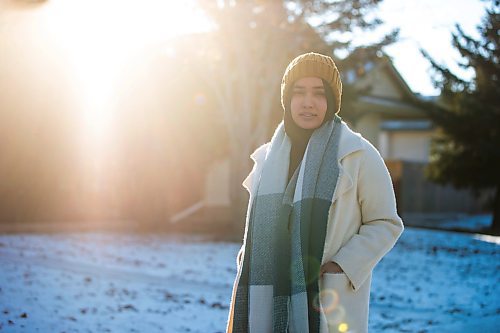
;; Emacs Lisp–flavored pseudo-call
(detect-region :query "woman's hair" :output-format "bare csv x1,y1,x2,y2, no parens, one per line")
321,78,337,122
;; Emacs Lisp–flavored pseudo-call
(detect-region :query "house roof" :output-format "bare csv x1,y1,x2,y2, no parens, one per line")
377,55,417,102
342,49,430,117
355,95,425,117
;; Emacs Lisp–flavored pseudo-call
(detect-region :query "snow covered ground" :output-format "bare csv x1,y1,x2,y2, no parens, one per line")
0,227,498,333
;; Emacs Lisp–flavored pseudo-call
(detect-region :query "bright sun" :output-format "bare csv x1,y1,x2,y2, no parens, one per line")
38,0,211,142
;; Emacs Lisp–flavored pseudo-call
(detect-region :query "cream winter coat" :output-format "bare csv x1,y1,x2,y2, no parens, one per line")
227,121,404,333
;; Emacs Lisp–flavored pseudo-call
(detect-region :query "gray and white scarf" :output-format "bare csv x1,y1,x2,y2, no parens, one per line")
231,115,342,332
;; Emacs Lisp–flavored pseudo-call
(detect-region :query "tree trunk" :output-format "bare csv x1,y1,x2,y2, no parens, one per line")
491,185,500,236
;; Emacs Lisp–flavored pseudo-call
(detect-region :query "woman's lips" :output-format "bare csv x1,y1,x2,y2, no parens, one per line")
300,112,316,118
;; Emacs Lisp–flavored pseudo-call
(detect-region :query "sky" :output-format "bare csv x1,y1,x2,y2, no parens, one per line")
373,0,489,96
0,0,490,99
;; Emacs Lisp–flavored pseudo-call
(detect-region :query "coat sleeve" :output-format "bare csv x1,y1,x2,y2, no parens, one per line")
239,142,270,267
238,163,254,267
331,142,404,292
238,144,264,266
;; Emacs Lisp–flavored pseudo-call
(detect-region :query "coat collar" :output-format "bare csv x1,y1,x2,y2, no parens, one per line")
250,142,270,163
332,121,364,202
337,121,364,161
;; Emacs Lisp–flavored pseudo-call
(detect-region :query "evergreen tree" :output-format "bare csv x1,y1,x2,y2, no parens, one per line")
421,0,500,234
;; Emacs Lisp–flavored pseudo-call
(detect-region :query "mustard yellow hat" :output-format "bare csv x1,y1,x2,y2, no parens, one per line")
281,52,343,114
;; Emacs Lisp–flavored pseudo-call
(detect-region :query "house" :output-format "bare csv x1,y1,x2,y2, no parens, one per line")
338,50,487,219
339,49,435,163
168,50,486,231
170,50,433,229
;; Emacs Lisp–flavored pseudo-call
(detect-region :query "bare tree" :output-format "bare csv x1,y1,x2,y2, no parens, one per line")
192,0,397,236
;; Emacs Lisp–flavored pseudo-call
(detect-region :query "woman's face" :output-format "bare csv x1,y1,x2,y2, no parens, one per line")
290,76,328,130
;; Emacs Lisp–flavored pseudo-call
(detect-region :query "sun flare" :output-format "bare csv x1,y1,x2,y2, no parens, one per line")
37,0,210,143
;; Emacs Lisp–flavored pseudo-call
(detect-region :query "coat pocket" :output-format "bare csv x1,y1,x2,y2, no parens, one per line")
319,273,370,333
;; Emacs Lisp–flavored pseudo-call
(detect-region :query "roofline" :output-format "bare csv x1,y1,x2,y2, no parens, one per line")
354,95,428,117
378,54,418,102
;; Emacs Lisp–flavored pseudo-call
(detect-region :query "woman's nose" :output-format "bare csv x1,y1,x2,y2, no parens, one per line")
303,92,314,107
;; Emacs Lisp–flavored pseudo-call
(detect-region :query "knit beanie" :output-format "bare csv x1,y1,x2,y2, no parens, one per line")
281,52,342,115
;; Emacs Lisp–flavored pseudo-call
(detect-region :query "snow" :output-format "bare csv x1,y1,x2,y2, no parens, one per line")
0,227,499,332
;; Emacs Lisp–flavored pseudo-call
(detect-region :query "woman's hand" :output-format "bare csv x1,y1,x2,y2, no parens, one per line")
320,261,344,277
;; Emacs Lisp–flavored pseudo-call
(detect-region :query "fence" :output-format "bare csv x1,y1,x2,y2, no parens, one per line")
385,160,490,215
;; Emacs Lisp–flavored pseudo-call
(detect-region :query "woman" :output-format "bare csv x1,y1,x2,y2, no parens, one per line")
226,52,404,333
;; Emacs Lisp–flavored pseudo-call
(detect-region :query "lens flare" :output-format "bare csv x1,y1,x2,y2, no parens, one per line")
194,93,206,106
312,288,339,313
338,322,349,332
326,306,346,327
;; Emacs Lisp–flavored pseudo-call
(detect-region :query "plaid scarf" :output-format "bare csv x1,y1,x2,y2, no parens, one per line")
231,115,342,332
